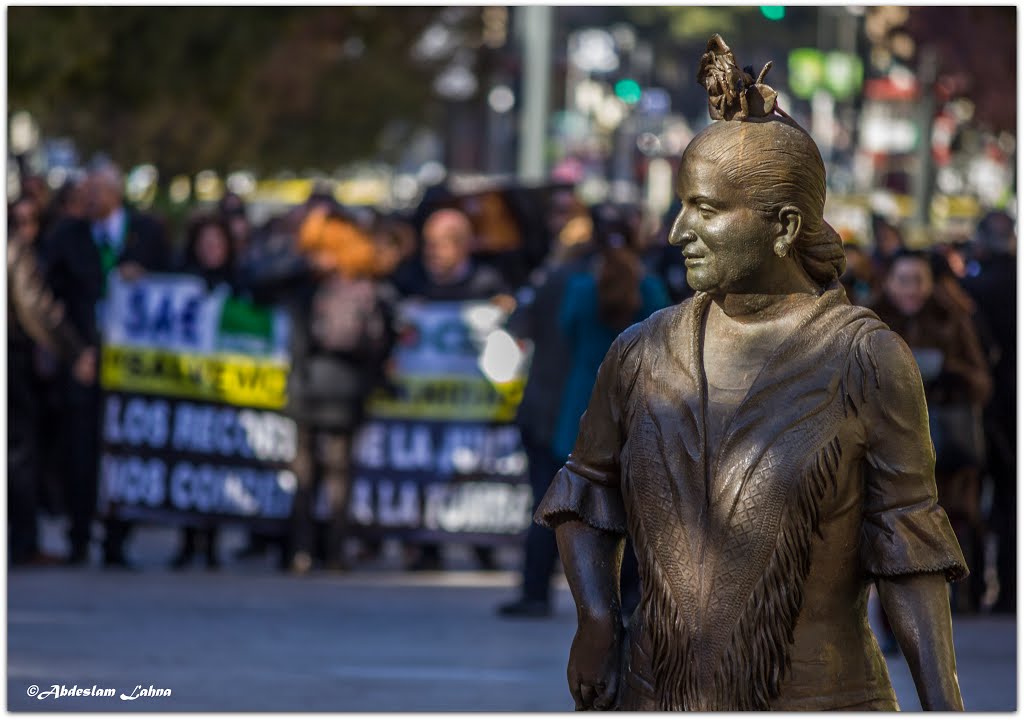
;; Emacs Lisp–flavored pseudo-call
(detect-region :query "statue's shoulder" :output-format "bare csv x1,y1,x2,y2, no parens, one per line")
641,299,694,333
832,302,902,363
846,319,925,416
819,289,892,352
617,301,687,354
855,324,918,376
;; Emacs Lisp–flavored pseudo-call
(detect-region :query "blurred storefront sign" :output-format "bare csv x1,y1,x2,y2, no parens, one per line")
569,28,619,74
788,48,864,101
827,191,987,240
860,114,919,154
638,87,671,116
864,75,919,102
245,174,391,209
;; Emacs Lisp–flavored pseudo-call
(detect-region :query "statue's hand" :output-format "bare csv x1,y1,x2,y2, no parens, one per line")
568,611,623,711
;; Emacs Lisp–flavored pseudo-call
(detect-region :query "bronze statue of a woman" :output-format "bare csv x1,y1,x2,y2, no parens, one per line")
537,35,967,711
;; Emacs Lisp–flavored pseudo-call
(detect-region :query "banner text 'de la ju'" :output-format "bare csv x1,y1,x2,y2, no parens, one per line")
347,300,534,538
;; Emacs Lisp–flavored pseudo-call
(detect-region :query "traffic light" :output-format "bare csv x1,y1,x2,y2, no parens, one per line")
760,6,786,21
614,78,642,105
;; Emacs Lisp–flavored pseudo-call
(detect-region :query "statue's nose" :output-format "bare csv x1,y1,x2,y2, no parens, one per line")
669,216,697,247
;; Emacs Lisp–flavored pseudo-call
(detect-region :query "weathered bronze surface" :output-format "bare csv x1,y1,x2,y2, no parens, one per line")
537,35,968,711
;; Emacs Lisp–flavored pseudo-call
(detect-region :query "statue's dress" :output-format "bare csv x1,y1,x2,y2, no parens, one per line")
537,285,967,711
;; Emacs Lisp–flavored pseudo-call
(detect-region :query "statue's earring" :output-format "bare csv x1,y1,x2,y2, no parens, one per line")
774,240,790,258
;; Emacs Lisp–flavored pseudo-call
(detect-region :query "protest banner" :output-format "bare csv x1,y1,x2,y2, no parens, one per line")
98,273,296,528
99,277,535,543
346,300,534,543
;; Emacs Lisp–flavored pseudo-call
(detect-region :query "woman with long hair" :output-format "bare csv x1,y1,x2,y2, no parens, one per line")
170,212,239,570
553,202,670,466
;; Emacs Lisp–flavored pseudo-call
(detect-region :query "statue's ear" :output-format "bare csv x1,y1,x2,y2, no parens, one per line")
774,206,803,258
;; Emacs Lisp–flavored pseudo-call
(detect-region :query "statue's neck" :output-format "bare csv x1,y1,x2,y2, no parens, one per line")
711,290,819,323
708,260,823,322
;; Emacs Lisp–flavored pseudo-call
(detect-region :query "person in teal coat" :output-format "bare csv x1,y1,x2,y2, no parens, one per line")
553,204,671,462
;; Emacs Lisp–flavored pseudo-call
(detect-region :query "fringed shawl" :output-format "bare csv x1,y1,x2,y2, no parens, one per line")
619,288,887,710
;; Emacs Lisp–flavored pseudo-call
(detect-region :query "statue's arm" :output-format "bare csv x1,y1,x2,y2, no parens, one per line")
876,573,963,710
555,520,625,710
556,519,624,621
535,327,644,709
858,329,969,710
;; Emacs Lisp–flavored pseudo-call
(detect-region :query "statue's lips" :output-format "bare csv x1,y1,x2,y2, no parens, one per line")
682,244,705,266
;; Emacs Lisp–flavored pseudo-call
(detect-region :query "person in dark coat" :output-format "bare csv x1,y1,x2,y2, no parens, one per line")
961,210,1017,613
239,206,396,573
497,202,595,617
8,196,93,566
42,163,171,568
33,176,90,519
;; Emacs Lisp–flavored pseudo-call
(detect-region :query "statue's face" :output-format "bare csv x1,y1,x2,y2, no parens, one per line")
668,148,777,295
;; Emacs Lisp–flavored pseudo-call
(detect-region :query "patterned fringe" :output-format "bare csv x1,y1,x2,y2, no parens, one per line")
628,507,699,711
709,434,843,710
631,435,843,710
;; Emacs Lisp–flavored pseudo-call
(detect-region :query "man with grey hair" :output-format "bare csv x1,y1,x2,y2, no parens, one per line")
402,206,511,571
43,160,170,568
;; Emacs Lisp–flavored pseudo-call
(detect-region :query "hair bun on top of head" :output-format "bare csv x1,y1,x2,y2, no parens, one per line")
697,34,792,122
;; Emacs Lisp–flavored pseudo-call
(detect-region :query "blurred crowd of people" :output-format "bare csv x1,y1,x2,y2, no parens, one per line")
838,212,1017,615
6,164,1017,619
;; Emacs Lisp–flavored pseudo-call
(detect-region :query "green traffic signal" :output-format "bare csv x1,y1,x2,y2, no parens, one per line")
614,78,642,105
760,6,786,20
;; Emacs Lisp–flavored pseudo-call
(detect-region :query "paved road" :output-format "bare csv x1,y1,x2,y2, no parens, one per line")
6,524,1018,711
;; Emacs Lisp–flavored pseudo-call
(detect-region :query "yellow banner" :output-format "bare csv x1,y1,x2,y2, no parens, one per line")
101,345,289,410
367,375,524,422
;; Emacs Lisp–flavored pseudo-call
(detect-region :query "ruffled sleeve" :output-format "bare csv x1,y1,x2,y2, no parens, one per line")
535,325,642,535
856,329,969,582
536,464,627,534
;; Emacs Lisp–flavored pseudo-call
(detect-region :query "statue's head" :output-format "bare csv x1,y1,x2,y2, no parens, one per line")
669,35,845,296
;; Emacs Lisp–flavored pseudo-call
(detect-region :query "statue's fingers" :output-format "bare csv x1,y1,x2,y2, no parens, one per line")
573,683,588,711
568,669,583,709
579,683,598,710
593,675,618,710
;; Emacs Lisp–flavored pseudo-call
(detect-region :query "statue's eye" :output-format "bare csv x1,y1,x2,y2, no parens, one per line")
698,204,716,219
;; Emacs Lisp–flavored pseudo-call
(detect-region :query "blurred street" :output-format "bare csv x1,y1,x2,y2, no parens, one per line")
6,522,1017,712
